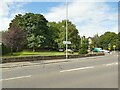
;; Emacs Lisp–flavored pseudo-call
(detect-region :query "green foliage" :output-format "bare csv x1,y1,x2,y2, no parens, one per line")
47,22,59,50
6,13,81,52
1,43,11,55
98,32,118,50
80,36,89,47
9,13,49,51
47,20,80,51
92,34,100,47
118,32,120,50
79,37,88,54
27,34,45,52
52,20,80,51
78,45,88,54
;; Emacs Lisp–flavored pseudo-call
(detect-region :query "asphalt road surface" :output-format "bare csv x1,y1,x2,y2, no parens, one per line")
1,53,118,88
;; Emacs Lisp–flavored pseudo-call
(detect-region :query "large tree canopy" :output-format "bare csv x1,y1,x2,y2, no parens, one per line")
54,20,80,51
5,13,81,52
9,13,49,51
47,22,59,50
3,12,119,54
97,32,118,50
47,20,80,51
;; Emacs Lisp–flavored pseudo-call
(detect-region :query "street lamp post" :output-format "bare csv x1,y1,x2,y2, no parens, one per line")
66,0,68,59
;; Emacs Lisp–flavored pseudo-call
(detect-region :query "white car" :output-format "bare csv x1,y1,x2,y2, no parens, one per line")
100,49,110,53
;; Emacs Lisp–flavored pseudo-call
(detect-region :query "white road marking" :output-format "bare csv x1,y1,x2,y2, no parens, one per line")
0,75,31,81
60,62,118,73
60,66,94,73
105,62,118,66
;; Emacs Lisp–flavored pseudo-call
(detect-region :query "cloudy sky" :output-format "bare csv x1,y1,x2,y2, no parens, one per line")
0,0,118,37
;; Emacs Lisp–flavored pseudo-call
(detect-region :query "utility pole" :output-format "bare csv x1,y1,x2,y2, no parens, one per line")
66,0,68,59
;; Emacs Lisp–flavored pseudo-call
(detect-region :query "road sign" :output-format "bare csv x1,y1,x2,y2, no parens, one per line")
63,41,71,44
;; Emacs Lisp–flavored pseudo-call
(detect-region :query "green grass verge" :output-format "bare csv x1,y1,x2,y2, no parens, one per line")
2,51,78,58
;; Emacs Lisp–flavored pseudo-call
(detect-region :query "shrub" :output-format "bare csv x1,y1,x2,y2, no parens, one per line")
79,45,88,54
1,43,11,55
79,48,88,54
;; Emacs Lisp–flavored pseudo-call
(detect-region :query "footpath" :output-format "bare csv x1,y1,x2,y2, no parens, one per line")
0,58,74,69
1,52,117,69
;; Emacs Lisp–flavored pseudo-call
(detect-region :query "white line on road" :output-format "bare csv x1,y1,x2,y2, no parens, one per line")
60,62,118,73
105,62,118,67
60,66,94,73
0,75,31,81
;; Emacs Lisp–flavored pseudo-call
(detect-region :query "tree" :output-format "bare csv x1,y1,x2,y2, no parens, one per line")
9,13,49,51
79,36,88,54
47,22,59,50
1,43,11,55
55,20,80,51
3,23,26,52
118,32,120,50
27,34,45,52
98,32,118,50
92,34,100,47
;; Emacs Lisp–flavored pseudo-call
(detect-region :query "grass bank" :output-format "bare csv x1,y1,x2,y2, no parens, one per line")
2,51,78,58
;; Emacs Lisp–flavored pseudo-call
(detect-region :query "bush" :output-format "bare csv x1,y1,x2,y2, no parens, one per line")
79,48,88,54
1,43,11,55
79,45,88,54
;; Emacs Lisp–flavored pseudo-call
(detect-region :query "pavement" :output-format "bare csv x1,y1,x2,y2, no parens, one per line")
1,59,70,69
1,52,119,88
0,51,117,69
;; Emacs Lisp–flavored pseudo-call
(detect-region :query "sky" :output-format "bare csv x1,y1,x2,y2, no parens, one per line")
0,0,118,37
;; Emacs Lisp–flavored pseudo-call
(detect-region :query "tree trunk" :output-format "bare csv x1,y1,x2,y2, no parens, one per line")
11,47,13,55
33,48,35,52
16,47,19,52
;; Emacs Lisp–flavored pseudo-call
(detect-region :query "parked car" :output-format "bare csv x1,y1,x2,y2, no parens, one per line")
99,49,110,53
93,48,110,53
93,48,102,52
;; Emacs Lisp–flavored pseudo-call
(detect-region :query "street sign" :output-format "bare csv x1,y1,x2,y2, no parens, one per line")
63,41,71,44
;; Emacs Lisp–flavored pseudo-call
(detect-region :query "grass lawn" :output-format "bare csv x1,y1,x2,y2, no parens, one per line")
2,51,78,58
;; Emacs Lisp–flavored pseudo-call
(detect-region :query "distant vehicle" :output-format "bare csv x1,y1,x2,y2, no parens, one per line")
93,48,110,53
93,48,102,52
99,49,110,53
59,49,64,52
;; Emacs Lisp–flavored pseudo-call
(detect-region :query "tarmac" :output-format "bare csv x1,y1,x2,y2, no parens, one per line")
0,58,72,69
1,51,116,69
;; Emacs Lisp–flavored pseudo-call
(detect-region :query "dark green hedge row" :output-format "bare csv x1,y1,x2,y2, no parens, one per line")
2,53,104,63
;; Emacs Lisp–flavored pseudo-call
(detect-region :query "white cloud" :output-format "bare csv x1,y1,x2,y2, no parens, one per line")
44,1,118,37
44,3,66,22
0,1,26,31
3,0,119,2
0,0,118,38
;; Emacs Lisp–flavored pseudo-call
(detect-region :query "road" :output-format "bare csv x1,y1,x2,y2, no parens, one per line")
1,53,118,88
